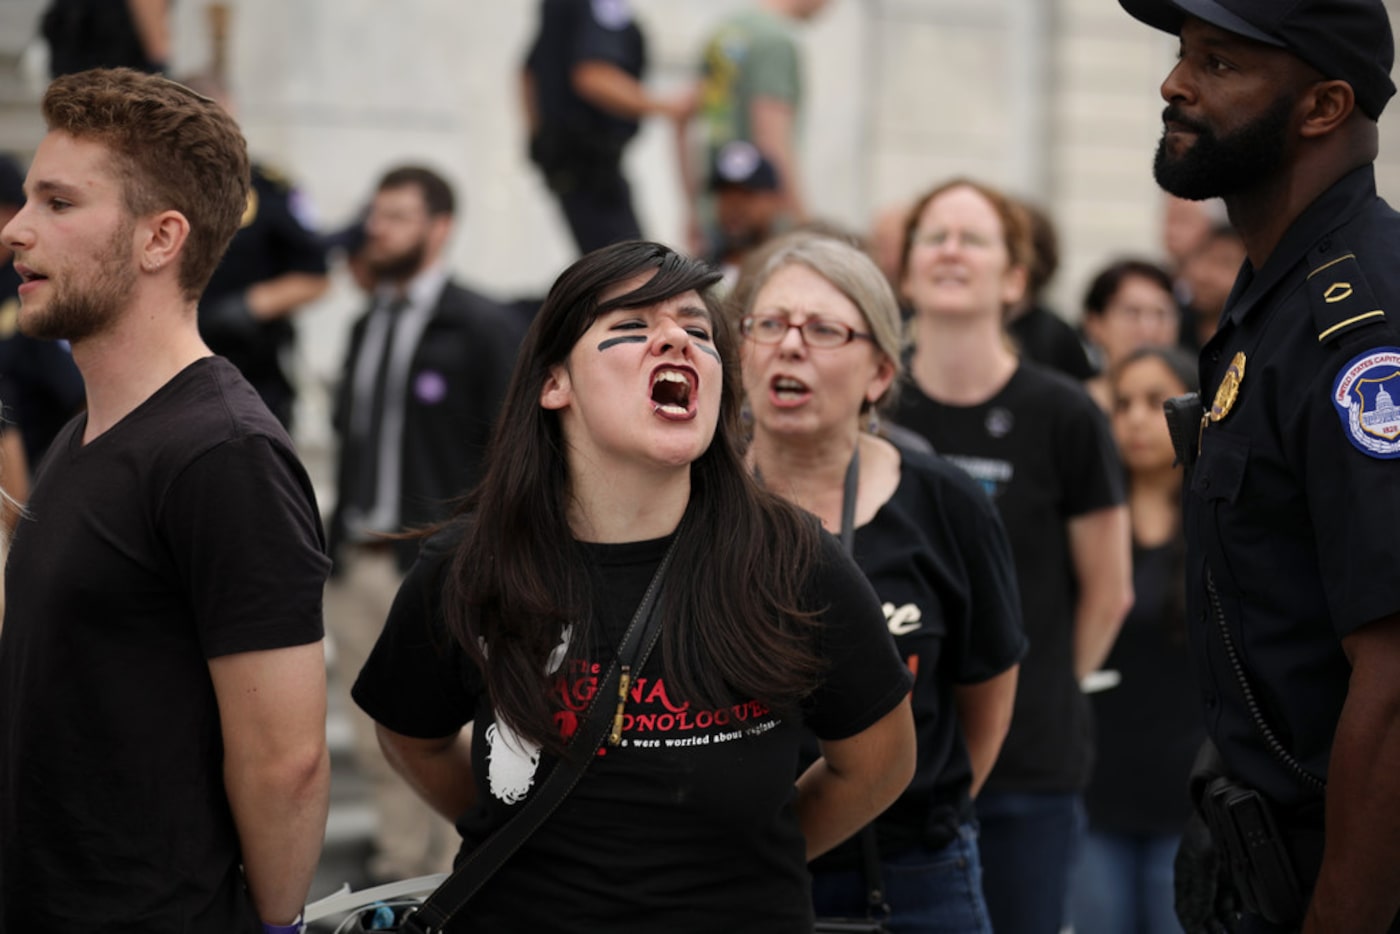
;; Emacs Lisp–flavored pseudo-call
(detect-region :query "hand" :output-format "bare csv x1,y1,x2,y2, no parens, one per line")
659,86,698,124
1175,811,1241,934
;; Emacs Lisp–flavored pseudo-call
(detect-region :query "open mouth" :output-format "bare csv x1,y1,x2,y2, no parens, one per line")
770,375,811,407
14,264,48,294
650,366,696,418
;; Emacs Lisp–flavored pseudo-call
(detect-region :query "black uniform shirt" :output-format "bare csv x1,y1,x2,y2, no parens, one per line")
526,0,646,146
1186,164,1400,813
204,162,326,303
199,163,326,420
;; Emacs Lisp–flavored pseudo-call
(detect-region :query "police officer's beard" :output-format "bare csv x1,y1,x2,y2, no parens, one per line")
21,223,138,343
365,237,428,285
1152,92,1295,201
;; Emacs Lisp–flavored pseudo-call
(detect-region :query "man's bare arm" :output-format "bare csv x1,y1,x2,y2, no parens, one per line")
210,642,330,927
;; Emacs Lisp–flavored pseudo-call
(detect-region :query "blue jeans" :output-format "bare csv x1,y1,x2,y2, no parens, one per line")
976,791,1086,934
1070,829,1183,934
810,822,992,934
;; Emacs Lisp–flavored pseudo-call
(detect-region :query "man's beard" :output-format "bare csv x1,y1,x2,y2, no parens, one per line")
1153,92,1295,200
21,223,137,342
364,237,427,283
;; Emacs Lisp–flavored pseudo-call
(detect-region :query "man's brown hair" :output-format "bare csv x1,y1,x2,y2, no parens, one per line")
41,68,250,300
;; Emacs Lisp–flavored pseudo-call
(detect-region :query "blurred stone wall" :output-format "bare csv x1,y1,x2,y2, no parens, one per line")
3,0,1400,456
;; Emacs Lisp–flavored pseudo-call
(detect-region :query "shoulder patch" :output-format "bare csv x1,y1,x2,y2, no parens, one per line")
590,0,633,30
1307,251,1387,343
1332,347,1400,458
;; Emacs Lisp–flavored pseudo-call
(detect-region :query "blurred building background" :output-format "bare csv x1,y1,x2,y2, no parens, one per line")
4,0,1400,450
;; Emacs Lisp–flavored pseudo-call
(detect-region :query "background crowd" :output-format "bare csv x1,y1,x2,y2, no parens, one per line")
0,0,1389,932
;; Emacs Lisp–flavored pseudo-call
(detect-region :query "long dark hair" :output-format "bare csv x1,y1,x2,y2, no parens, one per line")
444,241,824,754
1113,345,1198,641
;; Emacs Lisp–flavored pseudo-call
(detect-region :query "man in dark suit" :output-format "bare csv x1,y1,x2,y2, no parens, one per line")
326,164,521,883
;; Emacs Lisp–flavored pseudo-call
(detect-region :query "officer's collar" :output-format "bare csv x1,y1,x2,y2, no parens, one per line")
1221,164,1378,328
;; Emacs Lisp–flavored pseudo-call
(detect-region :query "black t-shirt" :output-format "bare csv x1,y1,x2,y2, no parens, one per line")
42,0,163,77
526,0,646,155
0,357,330,933
353,525,911,933
1085,541,1203,835
892,362,1124,793
810,447,1027,871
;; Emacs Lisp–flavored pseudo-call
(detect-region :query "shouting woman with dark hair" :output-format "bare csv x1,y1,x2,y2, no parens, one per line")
352,240,915,932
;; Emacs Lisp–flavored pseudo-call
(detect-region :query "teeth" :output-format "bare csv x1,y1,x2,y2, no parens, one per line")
656,404,688,416
774,377,806,391
656,370,687,384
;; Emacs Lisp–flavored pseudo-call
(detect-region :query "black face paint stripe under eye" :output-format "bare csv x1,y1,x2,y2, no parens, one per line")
695,344,721,362
597,336,648,352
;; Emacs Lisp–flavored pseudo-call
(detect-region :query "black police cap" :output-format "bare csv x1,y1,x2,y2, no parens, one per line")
1119,0,1397,120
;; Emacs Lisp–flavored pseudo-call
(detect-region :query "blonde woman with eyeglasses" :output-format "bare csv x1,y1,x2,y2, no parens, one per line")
738,231,1026,933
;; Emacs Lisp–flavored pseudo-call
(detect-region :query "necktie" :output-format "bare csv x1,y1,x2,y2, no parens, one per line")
347,295,409,519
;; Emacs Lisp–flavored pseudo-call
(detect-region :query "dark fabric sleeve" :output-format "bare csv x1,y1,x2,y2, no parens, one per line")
570,0,634,68
1300,345,1400,637
352,531,479,738
803,533,914,741
928,459,1029,684
1053,381,1126,517
159,434,330,658
260,177,329,276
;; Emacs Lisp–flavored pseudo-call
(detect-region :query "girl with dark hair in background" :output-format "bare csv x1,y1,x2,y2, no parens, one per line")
1079,258,1180,412
351,241,915,932
1071,346,1204,934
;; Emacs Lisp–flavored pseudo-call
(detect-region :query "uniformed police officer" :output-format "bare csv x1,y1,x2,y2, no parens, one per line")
521,0,690,255
184,74,330,430
1119,1,1400,931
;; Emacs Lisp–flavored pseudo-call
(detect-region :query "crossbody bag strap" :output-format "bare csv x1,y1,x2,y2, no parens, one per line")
404,517,686,933
837,446,890,923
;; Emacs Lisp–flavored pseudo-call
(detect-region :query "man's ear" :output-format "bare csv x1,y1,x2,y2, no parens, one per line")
540,364,571,410
1299,79,1356,139
138,209,190,275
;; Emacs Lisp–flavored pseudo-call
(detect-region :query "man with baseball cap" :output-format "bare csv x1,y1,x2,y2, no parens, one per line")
707,140,784,282
1119,1,1400,931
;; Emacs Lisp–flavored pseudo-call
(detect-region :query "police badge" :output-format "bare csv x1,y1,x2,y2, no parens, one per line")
1332,347,1400,458
1210,352,1247,422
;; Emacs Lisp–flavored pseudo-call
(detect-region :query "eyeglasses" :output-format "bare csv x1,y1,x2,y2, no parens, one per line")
740,315,873,349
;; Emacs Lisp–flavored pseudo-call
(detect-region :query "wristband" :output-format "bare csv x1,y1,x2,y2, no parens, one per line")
261,916,305,934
